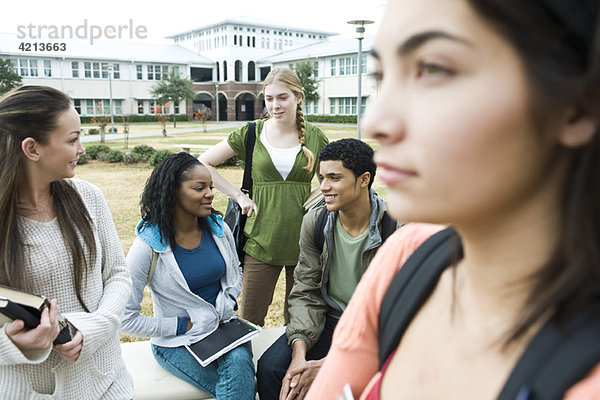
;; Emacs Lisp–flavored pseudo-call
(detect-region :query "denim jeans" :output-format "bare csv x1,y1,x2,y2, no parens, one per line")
256,315,339,400
151,341,255,400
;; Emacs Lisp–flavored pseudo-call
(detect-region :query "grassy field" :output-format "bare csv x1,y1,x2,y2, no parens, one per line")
75,123,386,341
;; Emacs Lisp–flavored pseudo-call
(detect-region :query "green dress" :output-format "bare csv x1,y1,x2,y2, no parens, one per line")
228,119,329,265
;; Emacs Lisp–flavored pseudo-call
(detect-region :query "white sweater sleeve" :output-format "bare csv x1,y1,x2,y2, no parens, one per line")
62,181,132,361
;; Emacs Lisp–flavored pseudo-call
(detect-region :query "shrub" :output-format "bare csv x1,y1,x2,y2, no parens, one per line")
108,127,118,133
132,145,156,162
97,149,124,163
79,114,189,123
85,144,111,159
305,115,357,123
149,149,173,168
123,152,143,165
87,128,99,135
77,153,91,165
218,156,240,167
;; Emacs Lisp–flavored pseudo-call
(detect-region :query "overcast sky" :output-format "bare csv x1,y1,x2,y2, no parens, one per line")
2,0,386,44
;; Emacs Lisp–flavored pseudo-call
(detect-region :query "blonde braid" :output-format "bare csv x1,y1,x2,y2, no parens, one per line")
297,102,315,171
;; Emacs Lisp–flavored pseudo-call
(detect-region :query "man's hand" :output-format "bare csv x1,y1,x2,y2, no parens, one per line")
281,358,324,400
5,298,60,352
54,329,83,362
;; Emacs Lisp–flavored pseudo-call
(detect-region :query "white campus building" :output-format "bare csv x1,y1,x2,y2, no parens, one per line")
0,17,376,121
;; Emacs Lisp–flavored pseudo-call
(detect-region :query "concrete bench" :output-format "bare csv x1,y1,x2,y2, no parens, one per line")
121,326,285,400
177,144,212,154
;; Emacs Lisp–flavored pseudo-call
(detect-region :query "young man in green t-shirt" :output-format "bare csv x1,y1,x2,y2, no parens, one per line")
257,139,398,400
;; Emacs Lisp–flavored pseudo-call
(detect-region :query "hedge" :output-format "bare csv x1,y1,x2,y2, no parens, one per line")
305,115,357,123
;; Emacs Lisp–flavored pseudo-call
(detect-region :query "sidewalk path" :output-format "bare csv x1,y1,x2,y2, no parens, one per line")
81,121,245,143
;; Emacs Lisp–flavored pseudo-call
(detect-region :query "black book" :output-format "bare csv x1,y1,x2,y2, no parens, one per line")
0,284,72,345
185,318,259,367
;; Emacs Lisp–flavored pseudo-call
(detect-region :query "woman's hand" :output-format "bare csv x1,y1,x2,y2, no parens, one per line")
4,298,60,352
54,329,83,362
235,193,258,217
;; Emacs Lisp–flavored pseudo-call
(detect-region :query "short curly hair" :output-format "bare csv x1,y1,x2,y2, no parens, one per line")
318,139,376,189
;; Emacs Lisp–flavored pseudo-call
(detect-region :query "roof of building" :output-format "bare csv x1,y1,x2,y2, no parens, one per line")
259,35,375,63
167,16,338,38
0,33,214,65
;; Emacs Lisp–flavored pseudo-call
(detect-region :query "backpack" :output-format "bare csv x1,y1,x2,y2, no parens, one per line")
313,206,398,252
378,228,600,400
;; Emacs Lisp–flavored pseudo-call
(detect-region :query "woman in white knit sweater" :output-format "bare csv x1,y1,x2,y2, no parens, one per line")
0,86,134,399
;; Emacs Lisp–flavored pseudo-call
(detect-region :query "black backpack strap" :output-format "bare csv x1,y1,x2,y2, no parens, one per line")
378,228,458,368
380,211,398,242
241,122,256,198
313,206,329,252
497,298,600,400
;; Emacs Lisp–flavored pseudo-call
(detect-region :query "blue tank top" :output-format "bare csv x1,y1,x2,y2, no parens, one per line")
173,228,226,307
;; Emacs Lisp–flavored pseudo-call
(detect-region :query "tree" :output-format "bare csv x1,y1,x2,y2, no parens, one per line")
91,101,110,144
153,103,169,137
295,60,319,103
0,59,22,95
151,70,196,128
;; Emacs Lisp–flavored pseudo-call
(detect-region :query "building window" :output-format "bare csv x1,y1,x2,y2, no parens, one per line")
173,66,180,77
313,61,318,77
84,62,91,78
361,56,367,74
101,63,109,79
18,59,37,77
72,61,79,78
92,62,100,78
174,102,180,114
339,58,345,76
86,100,94,115
351,57,358,74
137,100,144,114
147,65,154,80
330,97,366,115
43,60,51,77
330,59,336,76
114,100,122,115
73,99,81,114
112,64,120,79
313,99,318,114
234,35,237,45
136,65,143,79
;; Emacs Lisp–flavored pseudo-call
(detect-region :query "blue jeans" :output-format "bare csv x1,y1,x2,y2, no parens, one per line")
256,315,339,400
152,341,255,400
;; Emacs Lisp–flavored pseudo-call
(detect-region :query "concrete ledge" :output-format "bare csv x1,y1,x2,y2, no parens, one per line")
121,326,285,400
176,144,212,154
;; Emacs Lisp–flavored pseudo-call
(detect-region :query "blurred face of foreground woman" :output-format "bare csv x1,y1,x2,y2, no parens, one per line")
364,0,597,231
362,0,600,398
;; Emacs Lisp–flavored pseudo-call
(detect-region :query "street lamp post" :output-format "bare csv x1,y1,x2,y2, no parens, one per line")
215,83,220,125
347,19,374,140
107,64,115,134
